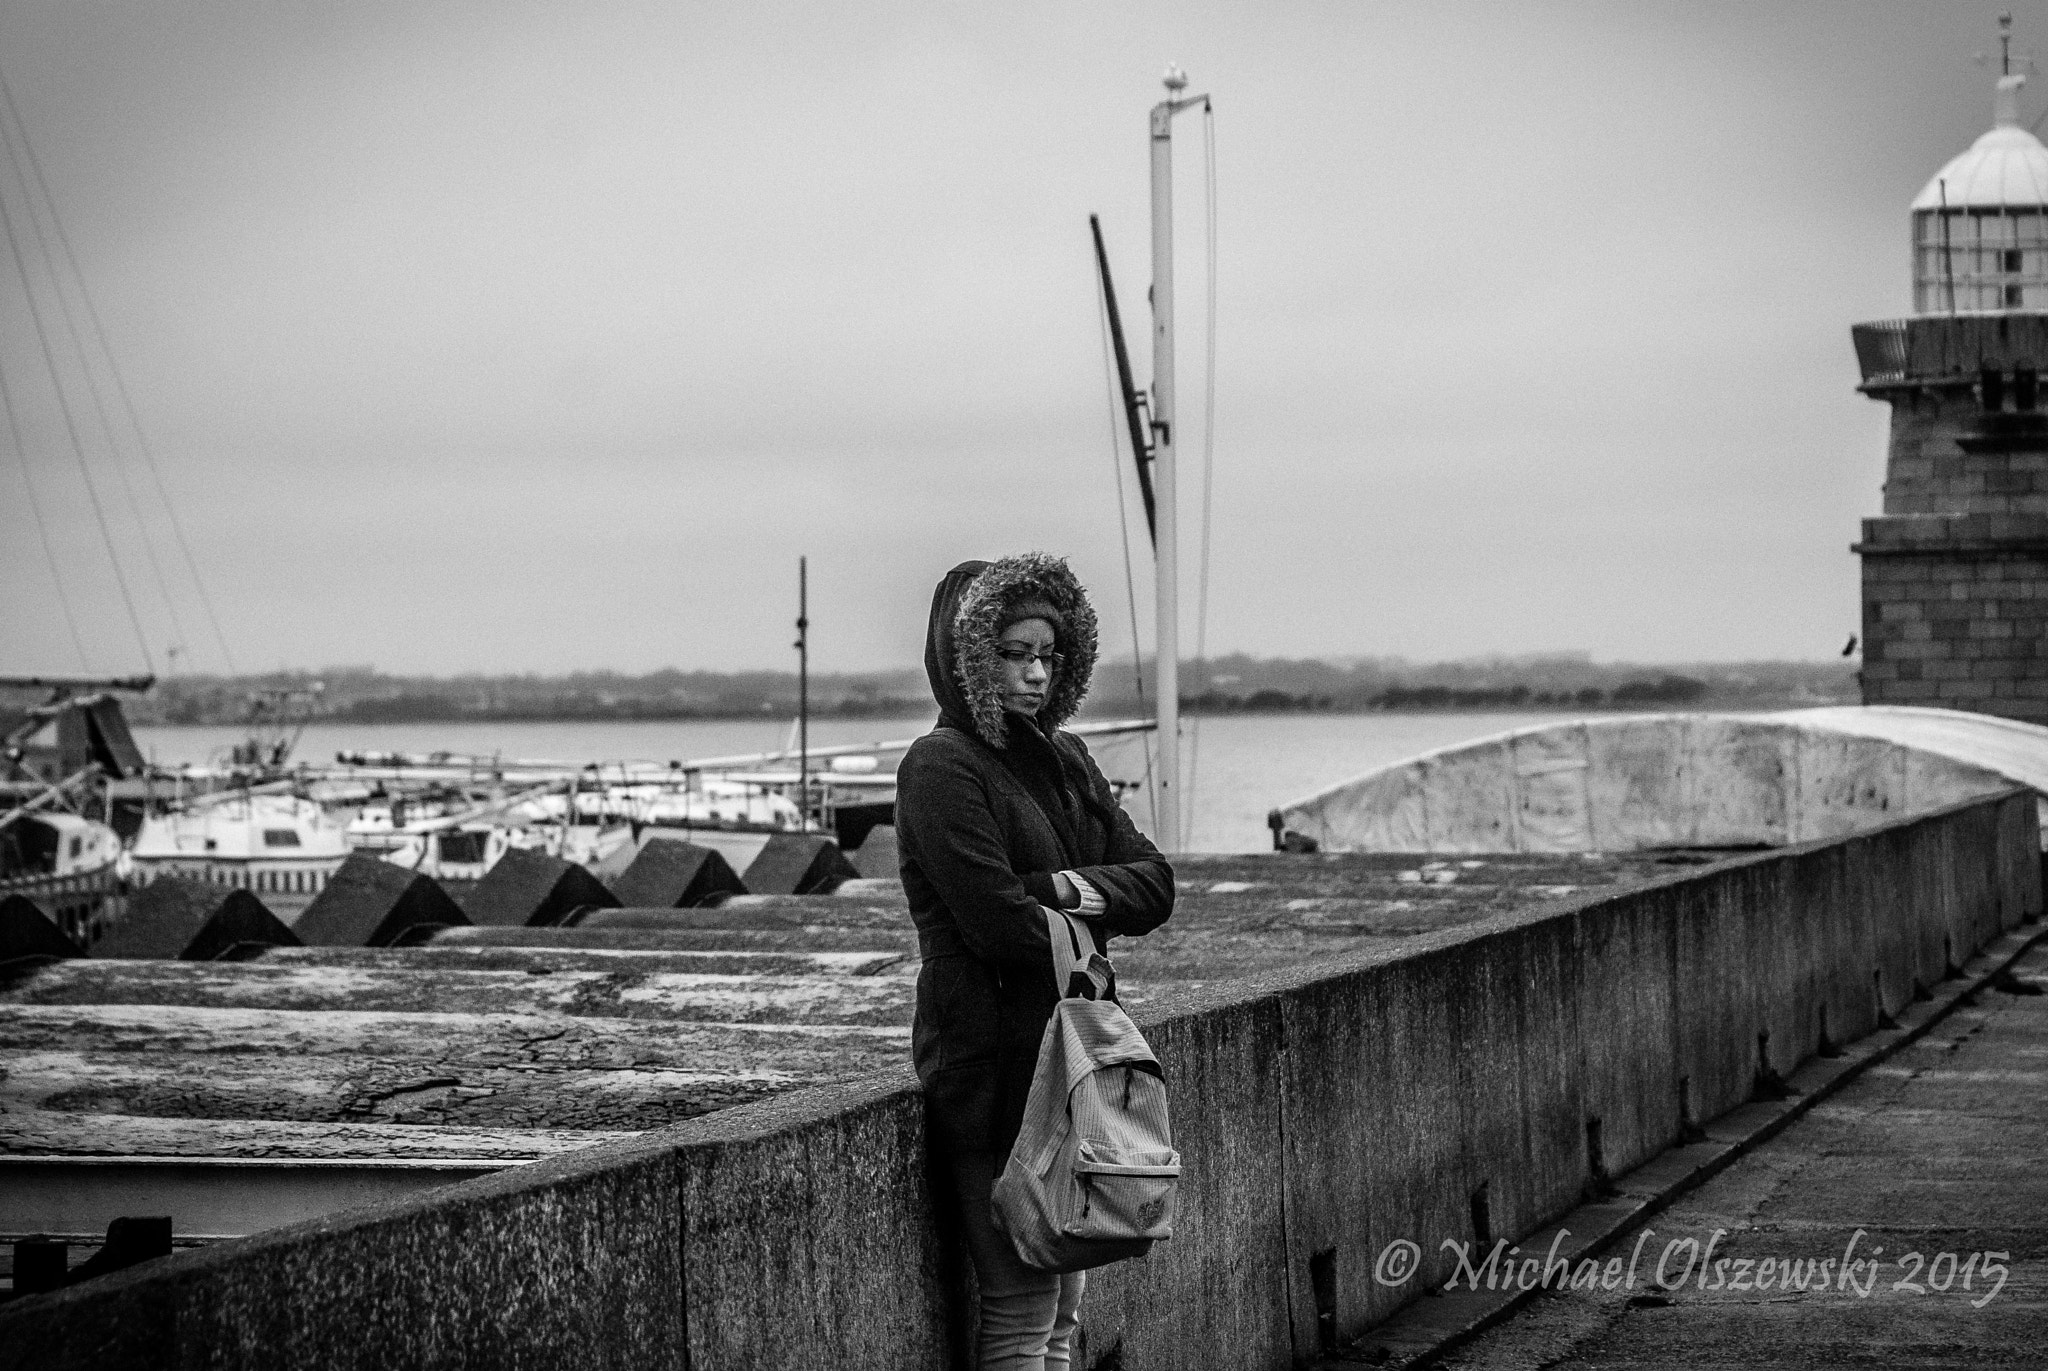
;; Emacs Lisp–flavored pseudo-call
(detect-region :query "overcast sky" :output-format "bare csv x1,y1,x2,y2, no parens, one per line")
0,1,2035,677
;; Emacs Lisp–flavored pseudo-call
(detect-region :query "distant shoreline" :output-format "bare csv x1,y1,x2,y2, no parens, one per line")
100,659,1860,728
127,696,1860,728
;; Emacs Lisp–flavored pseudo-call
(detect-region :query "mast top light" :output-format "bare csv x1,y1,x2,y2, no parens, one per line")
1162,63,1187,94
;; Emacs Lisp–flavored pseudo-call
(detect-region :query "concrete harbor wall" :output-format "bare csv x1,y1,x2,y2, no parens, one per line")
2,791,2037,1370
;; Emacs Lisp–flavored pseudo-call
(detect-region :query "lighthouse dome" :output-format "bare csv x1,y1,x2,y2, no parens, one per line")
1913,75,2048,312
1912,122,2048,210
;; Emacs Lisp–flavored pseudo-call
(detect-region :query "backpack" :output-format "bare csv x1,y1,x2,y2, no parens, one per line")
991,906,1182,1273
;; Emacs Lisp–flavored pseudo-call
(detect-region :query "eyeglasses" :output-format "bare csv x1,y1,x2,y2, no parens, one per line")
996,646,1065,670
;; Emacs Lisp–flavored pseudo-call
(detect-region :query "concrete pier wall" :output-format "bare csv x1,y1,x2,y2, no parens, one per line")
3,791,2037,1370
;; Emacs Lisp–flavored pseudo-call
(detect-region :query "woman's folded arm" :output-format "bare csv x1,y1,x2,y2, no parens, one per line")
897,739,1056,968
1055,737,1175,937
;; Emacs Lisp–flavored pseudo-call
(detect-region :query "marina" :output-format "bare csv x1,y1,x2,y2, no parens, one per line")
6,7,2048,1369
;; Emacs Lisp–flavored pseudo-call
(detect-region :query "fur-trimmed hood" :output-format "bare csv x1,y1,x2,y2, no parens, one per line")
923,553,1099,749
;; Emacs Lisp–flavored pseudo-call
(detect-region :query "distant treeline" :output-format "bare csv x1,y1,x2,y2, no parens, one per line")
1181,676,1713,713
128,654,1858,726
1127,654,1849,714
132,666,930,727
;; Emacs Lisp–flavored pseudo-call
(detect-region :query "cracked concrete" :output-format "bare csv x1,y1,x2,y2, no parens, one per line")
0,851,1673,1165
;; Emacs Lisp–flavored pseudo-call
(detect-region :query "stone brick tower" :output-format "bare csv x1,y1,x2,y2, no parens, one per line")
1855,51,2048,721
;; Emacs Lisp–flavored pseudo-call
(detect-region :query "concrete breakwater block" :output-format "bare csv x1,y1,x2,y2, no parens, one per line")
92,879,299,961
428,923,918,954
294,853,469,947
252,943,910,978
0,954,917,1025
584,833,639,885
827,877,904,900
850,825,899,879
1,1107,644,1166
577,906,810,932
690,895,907,928
605,839,745,909
0,894,84,962
743,834,859,895
462,848,618,928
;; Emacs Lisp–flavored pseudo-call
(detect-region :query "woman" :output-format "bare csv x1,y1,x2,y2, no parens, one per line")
896,553,1174,1371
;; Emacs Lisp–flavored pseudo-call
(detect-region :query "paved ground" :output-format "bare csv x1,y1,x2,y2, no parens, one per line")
1439,941,2048,1369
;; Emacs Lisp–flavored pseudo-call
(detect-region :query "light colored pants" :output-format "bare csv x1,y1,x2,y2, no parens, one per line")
948,1151,1086,1371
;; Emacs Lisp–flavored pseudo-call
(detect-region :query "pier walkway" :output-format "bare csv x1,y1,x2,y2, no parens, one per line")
1433,939,2048,1369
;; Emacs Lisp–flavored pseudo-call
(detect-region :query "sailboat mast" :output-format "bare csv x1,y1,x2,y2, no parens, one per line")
1149,65,1204,852
1089,213,1157,545
797,555,809,834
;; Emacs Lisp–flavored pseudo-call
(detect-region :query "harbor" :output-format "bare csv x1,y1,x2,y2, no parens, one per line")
8,5,2048,1368
3,792,2035,1367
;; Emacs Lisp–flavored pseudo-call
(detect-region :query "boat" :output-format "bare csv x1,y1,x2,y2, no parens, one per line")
0,810,126,939
125,790,352,895
2,679,152,941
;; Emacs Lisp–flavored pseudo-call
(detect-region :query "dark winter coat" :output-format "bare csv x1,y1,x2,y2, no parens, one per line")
897,554,1175,1159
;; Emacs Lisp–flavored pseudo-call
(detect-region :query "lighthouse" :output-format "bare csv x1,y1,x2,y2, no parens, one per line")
1854,25,2048,721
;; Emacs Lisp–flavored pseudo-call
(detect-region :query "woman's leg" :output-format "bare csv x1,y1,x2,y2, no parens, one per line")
947,1151,1074,1371
1044,1271,1087,1371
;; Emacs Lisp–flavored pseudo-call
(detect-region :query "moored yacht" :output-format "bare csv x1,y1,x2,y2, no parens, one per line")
126,791,351,897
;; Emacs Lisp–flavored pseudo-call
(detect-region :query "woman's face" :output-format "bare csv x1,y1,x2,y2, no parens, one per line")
996,617,1057,717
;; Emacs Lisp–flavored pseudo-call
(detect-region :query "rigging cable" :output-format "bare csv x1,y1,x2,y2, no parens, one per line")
1095,240,1157,805
0,108,155,675
0,78,190,666
0,67,236,674
1183,101,1218,851
0,351,91,671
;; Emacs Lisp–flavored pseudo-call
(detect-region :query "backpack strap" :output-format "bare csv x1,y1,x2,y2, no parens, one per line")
1045,905,1115,1002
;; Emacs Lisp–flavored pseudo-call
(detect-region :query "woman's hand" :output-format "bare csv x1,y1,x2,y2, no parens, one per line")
1050,870,1078,909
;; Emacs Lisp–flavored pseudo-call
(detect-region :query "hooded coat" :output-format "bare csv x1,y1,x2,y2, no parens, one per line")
897,554,1174,1159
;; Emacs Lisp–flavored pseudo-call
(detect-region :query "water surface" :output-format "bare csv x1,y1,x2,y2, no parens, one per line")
132,711,1591,853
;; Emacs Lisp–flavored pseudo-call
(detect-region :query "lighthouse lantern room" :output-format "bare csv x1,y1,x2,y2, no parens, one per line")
1912,73,2048,313
1853,18,2048,723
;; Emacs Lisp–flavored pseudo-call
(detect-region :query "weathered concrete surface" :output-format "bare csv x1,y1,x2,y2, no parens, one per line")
1,1110,641,1159
1136,791,2039,1364
0,795,2034,1370
0,1131,688,1371
427,922,922,953
1277,714,2025,851
1435,940,2048,1369
673,1071,954,1368
2,957,917,1022
577,898,910,929
1313,918,2043,1367
0,1004,906,1130
1076,984,1296,1371
251,943,910,976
